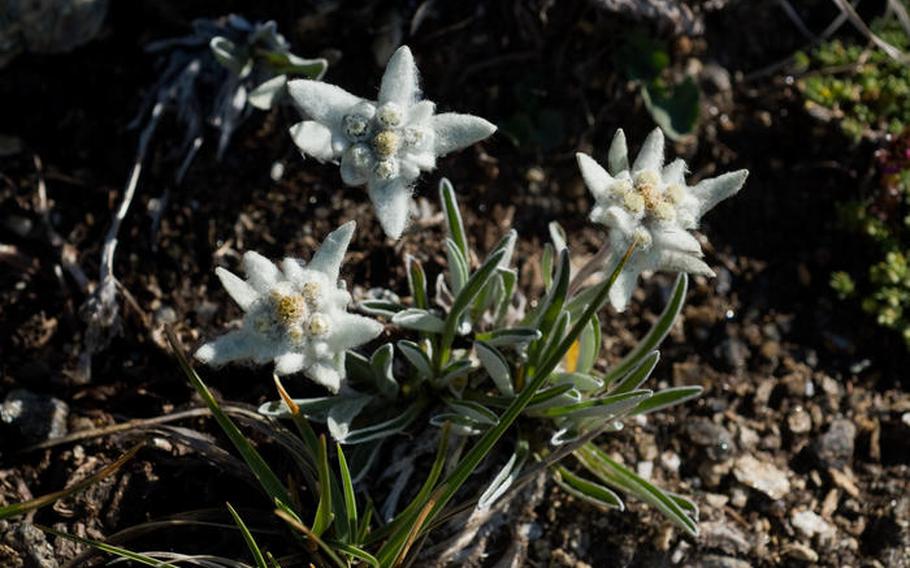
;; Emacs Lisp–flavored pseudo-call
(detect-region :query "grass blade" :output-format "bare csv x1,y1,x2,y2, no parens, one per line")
227,502,268,568
37,524,180,568
336,443,359,540
312,435,334,537
439,178,469,260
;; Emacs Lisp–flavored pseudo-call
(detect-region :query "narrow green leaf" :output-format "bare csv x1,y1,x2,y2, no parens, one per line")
274,508,346,568
392,308,446,333
370,343,399,399
475,340,513,396
541,243,555,290
576,443,698,536
610,351,660,395
443,399,499,425
477,327,541,347
227,502,268,568
554,466,624,510
406,255,428,310
36,525,179,568
398,340,433,379
342,400,426,445
446,238,470,295
477,440,529,509
604,274,687,385
493,268,518,326
312,435,334,537
439,178,469,260
335,543,380,568
167,329,291,508
535,389,651,419
632,386,703,415
551,372,604,392
359,300,405,317
336,443,359,540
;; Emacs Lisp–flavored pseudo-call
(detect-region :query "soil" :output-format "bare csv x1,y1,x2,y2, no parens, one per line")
1,1,909,567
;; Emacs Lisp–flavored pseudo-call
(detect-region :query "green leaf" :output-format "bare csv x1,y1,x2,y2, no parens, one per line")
534,389,651,419
258,396,337,420
406,255,429,310
446,238,470,295
551,372,604,392
342,400,426,445
439,178,469,260
642,77,700,141
359,300,405,317
167,329,291,508
604,274,687,386
227,502,268,568
478,327,541,348
609,351,660,395
494,268,518,326
392,308,446,333
370,343,399,399
541,243,555,290
345,351,376,383
36,525,179,568
336,443,359,541
398,340,433,379
576,443,698,536
335,543,380,568
0,444,140,521
554,466,624,510
632,386,703,415
275,507,346,568
548,221,568,252
210,36,245,74
312,435,334,537
477,439,529,509
475,340,514,396
443,399,499,425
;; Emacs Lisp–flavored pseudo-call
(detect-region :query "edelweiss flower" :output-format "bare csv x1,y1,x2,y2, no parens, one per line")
287,46,497,239
195,221,383,392
577,128,748,310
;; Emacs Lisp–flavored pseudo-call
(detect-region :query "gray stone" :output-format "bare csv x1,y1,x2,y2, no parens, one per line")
813,419,856,468
700,521,752,555
685,418,736,461
1,389,69,446
733,454,791,500
791,510,836,546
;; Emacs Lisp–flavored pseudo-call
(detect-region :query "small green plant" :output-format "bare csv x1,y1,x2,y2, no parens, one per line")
7,44,748,567
797,6,910,140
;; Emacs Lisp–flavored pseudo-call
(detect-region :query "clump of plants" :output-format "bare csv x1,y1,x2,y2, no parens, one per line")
832,129,910,345
2,43,748,567
796,7,910,141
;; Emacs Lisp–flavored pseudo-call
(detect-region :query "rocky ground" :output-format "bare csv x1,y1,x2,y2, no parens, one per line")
1,1,909,566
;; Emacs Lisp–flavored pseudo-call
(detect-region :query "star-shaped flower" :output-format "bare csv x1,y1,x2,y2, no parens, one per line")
577,127,748,310
287,46,497,239
195,221,383,392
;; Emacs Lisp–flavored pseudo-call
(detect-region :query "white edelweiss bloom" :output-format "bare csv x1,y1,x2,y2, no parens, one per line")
577,127,748,311
194,221,384,393
287,46,497,239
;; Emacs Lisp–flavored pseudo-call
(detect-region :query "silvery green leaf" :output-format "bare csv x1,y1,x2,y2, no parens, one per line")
443,399,499,425
548,221,568,253
610,351,660,395
397,340,432,379
342,402,424,445
538,389,652,419
429,413,488,436
439,178,469,258
446,238,469,295
345,350,374,383
248,74,288,110
477,440,529,510
604,274,686,385
328,395,373,442
554,466,624,510
475,340,513,396
540,243,555,290
359,300,405,317
406,255,428,309
632,386,702,415
433,113,497,156
481,327,541,348
551,372,604,392
210,36,245,74
258,396,337,420
439,358,475,390
369,343,399,399
569,316,601,375
607,128,629,175
391,308,445,333
525,387,581,413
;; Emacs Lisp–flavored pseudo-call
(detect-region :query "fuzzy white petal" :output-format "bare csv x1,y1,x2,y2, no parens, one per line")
652,225,703,255
662,158,687,186
691,170,749,220
368,179,413,239
608,260,644,312
309,221,356,283
289,120,336,161
432,113,497,156
608,129,629,175
407,100,436,125
281,258,307,283
327,312,384,352
598,206,639,237
195,330,258,366
378,46,420,106
275,352,307,375
658,250,715,276
340,150,370,186
287,80,361,128
307,359,344,393
632,128,665,174
577,153,613,201
215,267,257,311
242,251,281,292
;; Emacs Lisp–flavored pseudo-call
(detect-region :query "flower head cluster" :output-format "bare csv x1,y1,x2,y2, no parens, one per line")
195,222,383,392
288,46,497,239
577,128,748,310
